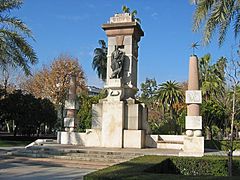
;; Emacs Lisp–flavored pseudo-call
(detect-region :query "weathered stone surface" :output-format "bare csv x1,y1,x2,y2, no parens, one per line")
101,101,124,148
125,103,142,129
141,104,151,134
123,130,145,148
145,135,158,148
185,116,202,129
65,100,78,110
92,103,102,129
59,131,86,145
180,136,204,157
110,13,133,23
188,55,199,90
64,118,75,127
186,90,202,104
187,104,200,116
85,129,101,147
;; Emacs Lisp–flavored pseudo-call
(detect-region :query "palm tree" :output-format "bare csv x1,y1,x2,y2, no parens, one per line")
157,80,184,134
191,0,239,46
122,5,141,23
0,0,37,75
92,40,107,81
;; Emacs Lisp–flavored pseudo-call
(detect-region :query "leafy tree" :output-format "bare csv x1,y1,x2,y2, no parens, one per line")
225,51,240,176
199,54,226,100
201,99,227,139
139,78,162,123
77,90,106,132
156,80,184,134
0,0,37,75
140,78,158,105
191,0,240,45
122,5,141,23
21,54,86,128
92,40,107,81
0,89,57,136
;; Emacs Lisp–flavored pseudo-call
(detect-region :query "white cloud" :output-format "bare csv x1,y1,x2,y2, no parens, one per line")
151,12,159,19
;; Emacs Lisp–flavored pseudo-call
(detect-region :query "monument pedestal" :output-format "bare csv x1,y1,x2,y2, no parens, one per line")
123,130,145,148
180,136,204,157
101,101,124,148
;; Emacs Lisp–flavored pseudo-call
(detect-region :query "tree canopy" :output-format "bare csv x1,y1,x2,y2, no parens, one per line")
0,0,37,75
192,0,240,46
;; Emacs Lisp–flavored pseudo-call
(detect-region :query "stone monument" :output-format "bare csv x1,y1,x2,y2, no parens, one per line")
180,55,204,156
58,13,150,148
92,13,150,148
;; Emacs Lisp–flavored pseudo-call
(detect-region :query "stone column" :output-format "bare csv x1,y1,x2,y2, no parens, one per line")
64,75,78,132
185,55,202,137
181,55,204,157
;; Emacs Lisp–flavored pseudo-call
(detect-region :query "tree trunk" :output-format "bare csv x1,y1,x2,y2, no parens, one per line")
5,120,10,133
14,124,18,136
236,126,238,139
206,126,211,140
229,85,236,177
61,103,65,130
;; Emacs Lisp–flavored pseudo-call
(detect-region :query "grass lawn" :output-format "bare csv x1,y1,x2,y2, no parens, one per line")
0,140,31,147
84,155,240,180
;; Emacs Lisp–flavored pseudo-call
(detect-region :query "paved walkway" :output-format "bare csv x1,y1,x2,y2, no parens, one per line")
0,156,96,180
0,147,96,180
1,145,240,180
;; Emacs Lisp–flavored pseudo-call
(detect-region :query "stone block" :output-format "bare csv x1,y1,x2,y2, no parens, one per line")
85,129,101,147
158,135,184,142
180,136,204,157
92,103,102,129
64,118,75,127
58,131,86,145
157,142,183,150
123,130,145,148
105,78,122,88
141,104,151,134
101,101,124,148
108,37,116,45
186,90,202,104
126,103,141,129
145,135,158,148
123,35,132,45
110,13,132,23
185,116,202,129
65,100,78,109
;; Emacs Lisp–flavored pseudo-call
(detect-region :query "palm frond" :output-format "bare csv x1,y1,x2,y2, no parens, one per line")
193,0,215,32
0,16,33,38
122,5,130,13
0,0,22,13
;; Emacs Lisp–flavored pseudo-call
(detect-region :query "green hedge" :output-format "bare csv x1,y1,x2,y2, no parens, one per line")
146,157,231,176
205,140,240,150
84,156,240,179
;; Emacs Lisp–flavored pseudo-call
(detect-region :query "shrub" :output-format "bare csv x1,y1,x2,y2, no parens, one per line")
205,140,240,150
85,156,240,179
145,157,240,176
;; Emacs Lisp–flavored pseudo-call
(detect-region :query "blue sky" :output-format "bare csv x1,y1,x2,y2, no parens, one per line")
12,0,236,88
